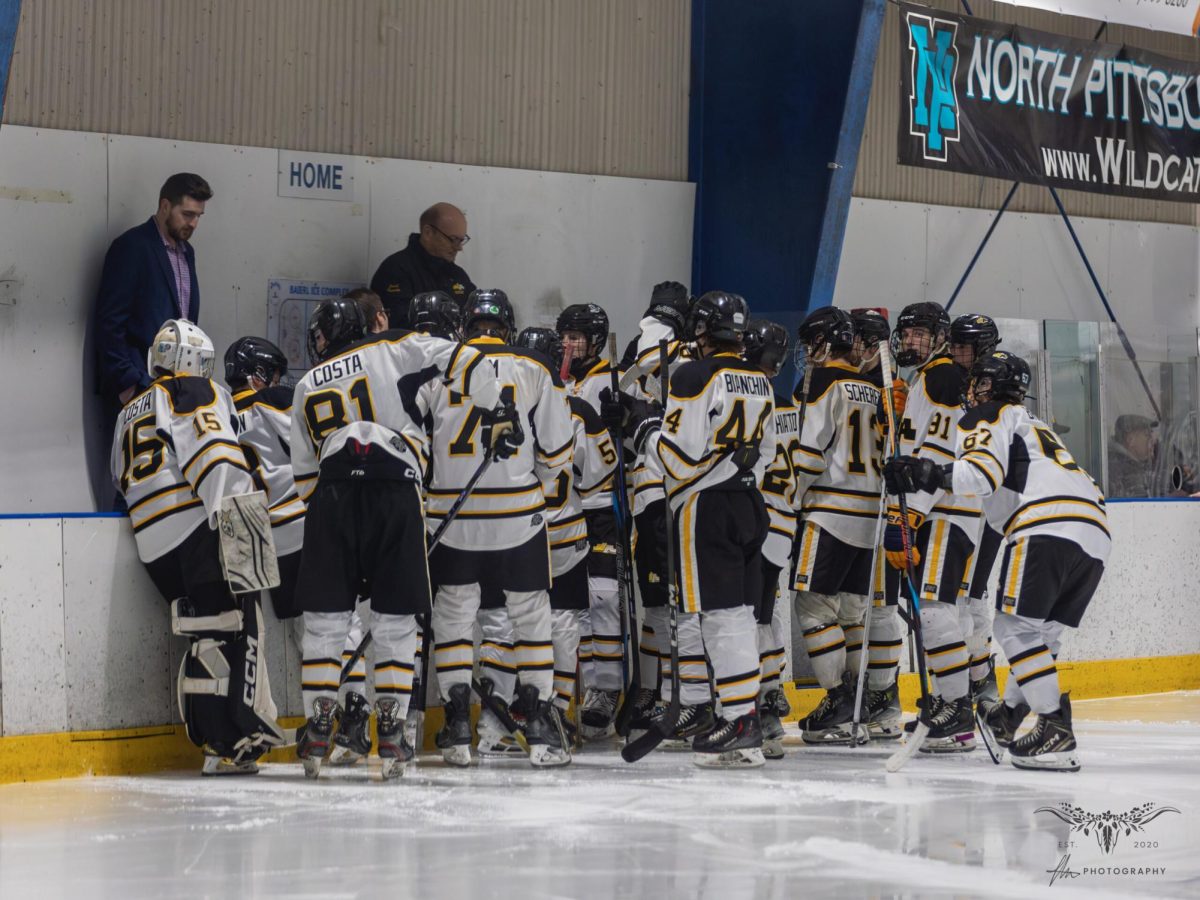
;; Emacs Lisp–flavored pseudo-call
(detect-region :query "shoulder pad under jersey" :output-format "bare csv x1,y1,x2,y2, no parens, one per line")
668,356,723,400
162,376,217,414
958,401,1007,430
568,394,608,434
921,357,966,407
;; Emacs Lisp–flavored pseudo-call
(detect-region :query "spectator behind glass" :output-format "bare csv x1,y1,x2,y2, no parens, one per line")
1107,414,1157,498
369,202,476,323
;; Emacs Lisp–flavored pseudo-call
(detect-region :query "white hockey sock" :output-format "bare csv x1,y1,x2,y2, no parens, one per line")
302,610,352,717
664,611,711,706
339,607,368,701
506,589,554,701
551,609,582,711
477,606,517,704
431,583,481,700
578,608,594,686
838,592,867,685
638,620,661,687
921,602,970,702
370,611,417,720
867,604,903,692
702,606,761,720
993,614,1067,715
966,593,994,682
588,575,623,691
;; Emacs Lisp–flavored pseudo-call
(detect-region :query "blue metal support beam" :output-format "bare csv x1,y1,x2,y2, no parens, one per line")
0,0,20,122
944,181,1018,313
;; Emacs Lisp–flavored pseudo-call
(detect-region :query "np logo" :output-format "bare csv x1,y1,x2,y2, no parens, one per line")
906,12,960,163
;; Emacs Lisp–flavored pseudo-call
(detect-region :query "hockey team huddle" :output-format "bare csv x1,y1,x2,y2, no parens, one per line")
111,283,1110,780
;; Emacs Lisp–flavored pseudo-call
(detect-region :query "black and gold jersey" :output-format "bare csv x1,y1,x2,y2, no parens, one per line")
233,385,304,556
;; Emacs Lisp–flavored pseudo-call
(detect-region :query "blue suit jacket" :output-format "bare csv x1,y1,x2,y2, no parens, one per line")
93,217,200,396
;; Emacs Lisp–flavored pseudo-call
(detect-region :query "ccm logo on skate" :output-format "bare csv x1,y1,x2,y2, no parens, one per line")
244,635,259,704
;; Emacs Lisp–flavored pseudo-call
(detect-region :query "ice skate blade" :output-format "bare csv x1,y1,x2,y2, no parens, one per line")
380,757,409,780
974,709,1005,765
693,747,765,769
762,738,785,760
328,746,366,766
868,723,903,741
528,745,572,768
919,733,976,754
659,738,694,752
801,728,853,746
579,723,616,741
1010,751,1080,772
201,756,259,776
441,745,472,767
477,743,527,759
301,757,323,780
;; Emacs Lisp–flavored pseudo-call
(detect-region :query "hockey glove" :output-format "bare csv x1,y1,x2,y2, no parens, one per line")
883,456,946,495
482,402,525,460
645,280,691,336
890,378,908,418
883,506,925,570
598,386,630,433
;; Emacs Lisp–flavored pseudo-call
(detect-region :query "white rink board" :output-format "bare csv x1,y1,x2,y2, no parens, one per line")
1,500,1197,737
0,125,694,514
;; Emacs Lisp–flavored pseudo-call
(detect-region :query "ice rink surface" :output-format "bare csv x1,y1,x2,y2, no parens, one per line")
1,693,1197,900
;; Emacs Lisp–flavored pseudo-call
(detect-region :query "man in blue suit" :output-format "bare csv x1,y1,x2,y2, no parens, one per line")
94,173,213,406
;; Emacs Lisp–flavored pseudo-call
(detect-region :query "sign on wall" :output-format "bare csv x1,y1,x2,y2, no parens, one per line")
993,0,1200,37
266,278,364,378
898,2,1200,203
277,150,355,201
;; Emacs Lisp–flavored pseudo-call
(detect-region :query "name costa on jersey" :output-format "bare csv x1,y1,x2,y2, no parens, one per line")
951,401,1110,562
233,384,304,556
111,376,254,563
791,362,884,548
655,354,775,511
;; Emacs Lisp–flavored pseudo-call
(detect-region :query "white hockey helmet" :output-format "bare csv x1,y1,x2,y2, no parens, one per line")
147,319,216,379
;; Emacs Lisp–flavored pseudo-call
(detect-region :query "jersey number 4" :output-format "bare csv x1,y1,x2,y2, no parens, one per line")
450,385,516,456
714,399,771,451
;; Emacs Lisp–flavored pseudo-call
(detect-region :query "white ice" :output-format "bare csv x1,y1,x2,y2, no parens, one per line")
2,692,1197,899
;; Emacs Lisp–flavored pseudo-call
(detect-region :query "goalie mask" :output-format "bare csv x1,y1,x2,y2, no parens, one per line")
892,301,950,368
148,319,216,379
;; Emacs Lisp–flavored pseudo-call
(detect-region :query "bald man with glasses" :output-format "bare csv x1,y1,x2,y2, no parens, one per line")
370,202,477,322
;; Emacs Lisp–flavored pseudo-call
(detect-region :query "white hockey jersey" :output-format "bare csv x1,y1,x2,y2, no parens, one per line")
891,355,983,532
654,353,775,512
111,376,254,563
950,401,1111,562
760,392,801,569
627,337,690,516
423,337,574,551
566,358,617,512
233,385,305,557
791,361,885,548
289,330,496,501
546,394,619,574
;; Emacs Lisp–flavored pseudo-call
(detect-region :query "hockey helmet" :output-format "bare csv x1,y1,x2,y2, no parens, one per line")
797,306,854,361
408,290,462,340
949,313,1001,369
224,336,288,388
688,291,749,344
515,326,564,369
148,319,216,379
556,303,609,377
463,288,516,341
892,301,950,367
967,350,1031,407
851,309,891,347
308,295,367,363
743,318,789,377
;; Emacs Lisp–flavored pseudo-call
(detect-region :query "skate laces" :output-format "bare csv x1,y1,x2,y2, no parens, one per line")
929,697,963,727
1012,714,1051,750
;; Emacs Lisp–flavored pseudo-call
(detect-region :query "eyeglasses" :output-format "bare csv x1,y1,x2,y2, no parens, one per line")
431,224,470,247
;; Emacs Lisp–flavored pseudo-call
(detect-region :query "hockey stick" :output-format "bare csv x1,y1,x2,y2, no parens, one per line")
338,448,497,681
621,339,678,763
609,334,644,738
878,340,935,773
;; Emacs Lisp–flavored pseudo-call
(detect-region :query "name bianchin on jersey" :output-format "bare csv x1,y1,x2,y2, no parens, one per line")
724,372,771,396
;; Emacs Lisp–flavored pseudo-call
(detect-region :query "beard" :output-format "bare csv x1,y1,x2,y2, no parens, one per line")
167,220,193,243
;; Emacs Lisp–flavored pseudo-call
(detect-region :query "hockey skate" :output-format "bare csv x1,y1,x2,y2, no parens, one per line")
376,698,414,780
904,693,944,733
329,691,371,766
476,708,526,759
201,749,260,776
660,701,717,751
864,682,902,740
519,685,571,768
969,656,999,707
579,687,619,740
624,687,660,743
975,698,1031,764
759,688,791,760
296,697,339,779
919,695,977,753
800,674,856,745
1008,695,1080,772
693,711,765,769
435,683,473,767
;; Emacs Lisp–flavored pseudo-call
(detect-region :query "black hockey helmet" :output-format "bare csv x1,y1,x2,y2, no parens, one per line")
797,306,854,358
516,326,564,369
308,296,367,363
224,336,288,388
689,291,749,344
408,290,462,340
463,288,516,341
892,301,951,367
967,350,1031,407
851,308,891,347
949,313,1001,368
743,318,789,377
556,303,609,376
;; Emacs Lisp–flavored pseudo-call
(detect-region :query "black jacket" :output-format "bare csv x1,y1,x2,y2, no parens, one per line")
369,233,476,322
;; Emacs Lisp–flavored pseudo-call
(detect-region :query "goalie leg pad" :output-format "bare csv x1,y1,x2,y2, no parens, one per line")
217,491,281,594
177,594,284,762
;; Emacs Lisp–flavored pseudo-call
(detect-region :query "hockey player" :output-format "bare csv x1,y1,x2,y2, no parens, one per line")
427,290,576,768
885,301,982,752
556,303,625,738
788,307,884,744
948,314,1004,706
743,318,796,759
290,296,508,779
848,309,905,739
885,351,1108,771
113,320,284,775
517,326,619,738
640,291,774,767
408,290,462,340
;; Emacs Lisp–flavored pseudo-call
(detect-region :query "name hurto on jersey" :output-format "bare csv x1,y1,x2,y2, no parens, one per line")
723,373,771,396
311,352,364,386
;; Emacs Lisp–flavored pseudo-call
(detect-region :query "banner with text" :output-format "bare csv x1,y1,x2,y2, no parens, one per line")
993,0,1200,38
898,2,1200,203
